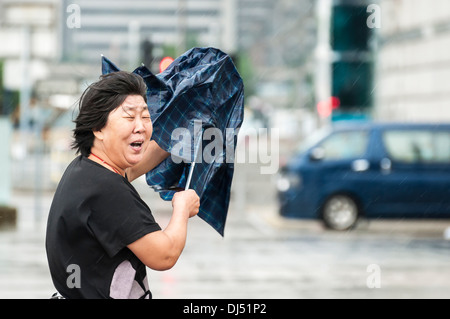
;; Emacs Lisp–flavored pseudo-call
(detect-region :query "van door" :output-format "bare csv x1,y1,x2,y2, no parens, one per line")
378,128,450,217
310,128,371,203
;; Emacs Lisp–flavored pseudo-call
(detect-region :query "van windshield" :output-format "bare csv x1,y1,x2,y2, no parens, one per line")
297,127,332,154
317,130,370,160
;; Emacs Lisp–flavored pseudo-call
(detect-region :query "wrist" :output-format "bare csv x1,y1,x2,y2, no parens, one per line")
172,205,190,219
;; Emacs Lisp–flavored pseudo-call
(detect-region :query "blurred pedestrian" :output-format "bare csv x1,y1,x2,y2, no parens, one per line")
46,71,199,299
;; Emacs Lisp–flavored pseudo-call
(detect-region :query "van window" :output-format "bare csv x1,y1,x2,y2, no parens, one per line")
318,130,369,160
383,130,450,163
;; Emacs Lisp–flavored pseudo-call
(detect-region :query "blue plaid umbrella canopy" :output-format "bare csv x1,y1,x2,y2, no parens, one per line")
102,47,244,236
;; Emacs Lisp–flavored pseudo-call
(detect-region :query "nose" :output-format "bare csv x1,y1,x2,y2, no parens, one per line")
134,116,146,134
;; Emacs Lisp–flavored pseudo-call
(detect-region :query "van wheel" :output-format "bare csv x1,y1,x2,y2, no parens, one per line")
322,195,359,231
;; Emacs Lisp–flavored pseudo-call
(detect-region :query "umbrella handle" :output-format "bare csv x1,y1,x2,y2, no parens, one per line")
185,161,196,190
185,128,202,190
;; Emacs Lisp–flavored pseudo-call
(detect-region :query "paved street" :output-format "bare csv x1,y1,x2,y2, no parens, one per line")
1,174,450,299
150,205,450,299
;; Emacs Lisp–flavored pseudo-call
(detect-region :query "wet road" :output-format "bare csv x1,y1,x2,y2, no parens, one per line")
1,182,450,299
150,207,450,299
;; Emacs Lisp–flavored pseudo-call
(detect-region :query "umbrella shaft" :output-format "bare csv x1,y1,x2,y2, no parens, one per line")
185,161,196,190
185,131,202,190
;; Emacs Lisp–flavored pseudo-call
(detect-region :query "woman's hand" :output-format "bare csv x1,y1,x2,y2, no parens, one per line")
172,190,200,218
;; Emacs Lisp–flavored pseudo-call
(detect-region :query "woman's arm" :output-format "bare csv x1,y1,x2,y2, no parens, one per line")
127,140,170,182
127,190,200,271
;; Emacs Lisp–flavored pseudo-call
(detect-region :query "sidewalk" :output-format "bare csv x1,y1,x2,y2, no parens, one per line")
0,191,54,298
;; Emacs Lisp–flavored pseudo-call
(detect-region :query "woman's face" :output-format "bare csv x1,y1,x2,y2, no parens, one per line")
93,95,152,171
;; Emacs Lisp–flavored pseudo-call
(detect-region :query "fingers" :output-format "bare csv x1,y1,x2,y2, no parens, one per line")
186,190,200,218
172,190,200,218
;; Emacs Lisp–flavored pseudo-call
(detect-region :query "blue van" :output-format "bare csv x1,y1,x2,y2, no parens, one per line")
277,123,450,230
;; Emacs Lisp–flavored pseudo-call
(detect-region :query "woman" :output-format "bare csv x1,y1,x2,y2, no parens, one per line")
46,71,200,299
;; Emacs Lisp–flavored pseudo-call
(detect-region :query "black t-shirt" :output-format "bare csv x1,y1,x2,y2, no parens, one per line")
46,156,161,299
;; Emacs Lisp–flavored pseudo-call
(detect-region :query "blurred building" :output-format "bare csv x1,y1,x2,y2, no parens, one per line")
60,0,273,68
375,0,450,122
248,0,317,110
0,0,91,191
0,0,277,126
0,0,275,88
244,0,317,145
0,0,59,98
236,0,274,52
0,0,89,116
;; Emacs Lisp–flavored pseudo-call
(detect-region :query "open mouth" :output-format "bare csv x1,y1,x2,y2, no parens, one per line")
130,140,144,151
130,141,143,147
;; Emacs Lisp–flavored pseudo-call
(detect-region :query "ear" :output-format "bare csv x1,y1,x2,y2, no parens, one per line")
93,129,104,141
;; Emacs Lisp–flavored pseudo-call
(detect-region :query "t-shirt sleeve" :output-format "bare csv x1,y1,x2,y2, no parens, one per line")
87,181,161,258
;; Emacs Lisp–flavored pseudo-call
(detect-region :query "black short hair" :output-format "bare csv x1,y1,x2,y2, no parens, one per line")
72,71,147,157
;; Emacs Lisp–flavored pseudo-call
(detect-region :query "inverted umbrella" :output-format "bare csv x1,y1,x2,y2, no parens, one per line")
102,47,244,236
